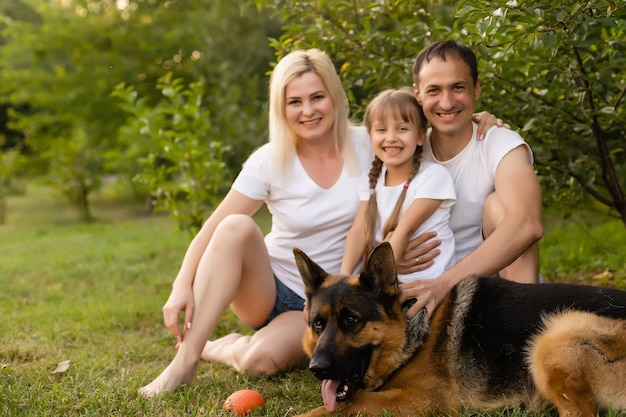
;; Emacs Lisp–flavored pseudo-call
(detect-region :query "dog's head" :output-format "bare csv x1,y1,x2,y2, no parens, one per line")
293,242,408,412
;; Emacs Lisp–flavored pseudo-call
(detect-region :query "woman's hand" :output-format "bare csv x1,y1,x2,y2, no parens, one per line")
472,111,510,140
162,284,195,343
395,231,441,275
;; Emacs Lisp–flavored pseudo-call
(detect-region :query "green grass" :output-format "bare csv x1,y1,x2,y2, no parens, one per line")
0,183,320,416
539,207,626,287
1,182,625,416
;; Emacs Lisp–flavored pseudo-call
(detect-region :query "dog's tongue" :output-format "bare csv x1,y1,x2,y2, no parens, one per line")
321,379,340,412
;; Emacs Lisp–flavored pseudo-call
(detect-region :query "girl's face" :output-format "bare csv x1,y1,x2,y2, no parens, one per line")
369,112,424,177
284,72,336,144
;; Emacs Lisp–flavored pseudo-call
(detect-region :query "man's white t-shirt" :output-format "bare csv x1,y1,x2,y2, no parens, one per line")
358,161,456,283
421,123,533,261
231,126,373,299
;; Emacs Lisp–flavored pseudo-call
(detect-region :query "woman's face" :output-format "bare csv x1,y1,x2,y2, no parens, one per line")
284,71,336,144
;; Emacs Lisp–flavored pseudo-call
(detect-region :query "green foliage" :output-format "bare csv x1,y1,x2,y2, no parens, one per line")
0,1,121,220
256,0,626,226
3,0,625,230
458,0,626,225
255,0,461,120
0,0,277,227
113,74,233,233
0,149,27,224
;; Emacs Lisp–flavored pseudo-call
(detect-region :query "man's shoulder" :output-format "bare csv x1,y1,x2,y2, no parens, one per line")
483,126,525,145
482,127,534,165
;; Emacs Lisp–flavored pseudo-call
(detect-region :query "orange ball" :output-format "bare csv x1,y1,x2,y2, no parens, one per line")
223,389,265,415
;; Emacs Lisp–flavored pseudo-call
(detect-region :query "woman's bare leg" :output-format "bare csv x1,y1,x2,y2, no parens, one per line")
138,215,275,397
201,310,308,375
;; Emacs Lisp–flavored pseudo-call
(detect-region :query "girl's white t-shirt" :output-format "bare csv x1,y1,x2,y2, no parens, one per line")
231,126,373,299
358,161,457,282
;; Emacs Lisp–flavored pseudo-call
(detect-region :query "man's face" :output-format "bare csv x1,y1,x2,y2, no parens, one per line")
413,56,481,141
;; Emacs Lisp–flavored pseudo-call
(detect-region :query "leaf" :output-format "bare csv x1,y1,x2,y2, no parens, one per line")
51,360,70,374
593,270,614,280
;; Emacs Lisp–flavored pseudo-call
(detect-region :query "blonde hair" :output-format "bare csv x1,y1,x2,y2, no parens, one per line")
362,88,427,259
268,49,358,182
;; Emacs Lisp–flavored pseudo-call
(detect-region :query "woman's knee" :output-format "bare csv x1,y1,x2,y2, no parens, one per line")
214,214,261,242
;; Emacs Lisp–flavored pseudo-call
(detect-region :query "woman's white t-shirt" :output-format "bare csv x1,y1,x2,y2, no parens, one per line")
358,161,456,283
231,126,373,299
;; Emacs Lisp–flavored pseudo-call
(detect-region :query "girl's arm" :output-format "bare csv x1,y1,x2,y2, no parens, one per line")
387,198,442,266
340,201,369,275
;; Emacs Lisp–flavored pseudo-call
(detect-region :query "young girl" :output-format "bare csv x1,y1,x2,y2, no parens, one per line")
341,88,456,282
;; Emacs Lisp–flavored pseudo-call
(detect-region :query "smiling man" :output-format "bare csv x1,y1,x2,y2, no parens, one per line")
400,40,543,319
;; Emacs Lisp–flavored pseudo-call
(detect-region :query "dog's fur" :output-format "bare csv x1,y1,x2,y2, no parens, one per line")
293,242,626,417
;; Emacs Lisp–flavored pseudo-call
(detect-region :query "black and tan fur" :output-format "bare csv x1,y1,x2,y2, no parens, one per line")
293,242,626,417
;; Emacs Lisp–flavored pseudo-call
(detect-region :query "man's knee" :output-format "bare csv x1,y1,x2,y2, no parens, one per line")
482,192,504,238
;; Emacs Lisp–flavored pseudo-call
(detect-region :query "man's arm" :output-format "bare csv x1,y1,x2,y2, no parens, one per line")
400,145,543,318
452,145,543,277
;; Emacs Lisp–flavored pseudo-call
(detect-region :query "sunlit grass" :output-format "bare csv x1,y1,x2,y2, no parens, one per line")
1,182,625,416
0,183,318,416
540,207,626,287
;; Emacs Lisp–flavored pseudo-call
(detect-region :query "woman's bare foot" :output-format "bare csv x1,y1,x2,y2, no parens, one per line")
200,333,243,363
138,352,199,398
200,333,242,362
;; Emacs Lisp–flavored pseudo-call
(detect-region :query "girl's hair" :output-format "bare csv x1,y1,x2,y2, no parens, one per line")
362,88,427,259
268,49,359,183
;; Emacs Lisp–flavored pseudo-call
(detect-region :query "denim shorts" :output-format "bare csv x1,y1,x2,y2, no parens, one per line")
255,275,305,330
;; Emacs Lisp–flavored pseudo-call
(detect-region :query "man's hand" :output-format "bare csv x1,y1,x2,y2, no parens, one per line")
399,278,450,320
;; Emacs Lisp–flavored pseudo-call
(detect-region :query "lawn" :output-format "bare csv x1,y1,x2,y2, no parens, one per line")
1,182,624,416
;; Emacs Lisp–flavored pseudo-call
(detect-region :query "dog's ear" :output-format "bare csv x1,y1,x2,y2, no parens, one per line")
360,242,398,297
293,247,329,295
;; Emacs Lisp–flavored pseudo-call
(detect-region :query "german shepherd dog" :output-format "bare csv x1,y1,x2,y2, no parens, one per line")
293,242,626,417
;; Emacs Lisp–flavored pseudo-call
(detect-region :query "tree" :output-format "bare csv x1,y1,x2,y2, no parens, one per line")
114,74,238,233
256,0,626,226
458,1,626,225
255,0,461,119
0,0,277,223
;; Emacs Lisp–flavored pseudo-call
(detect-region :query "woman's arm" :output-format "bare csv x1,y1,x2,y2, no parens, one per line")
163,189,263,341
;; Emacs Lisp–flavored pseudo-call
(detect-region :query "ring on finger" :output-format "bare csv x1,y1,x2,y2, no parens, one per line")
415,257,420,265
